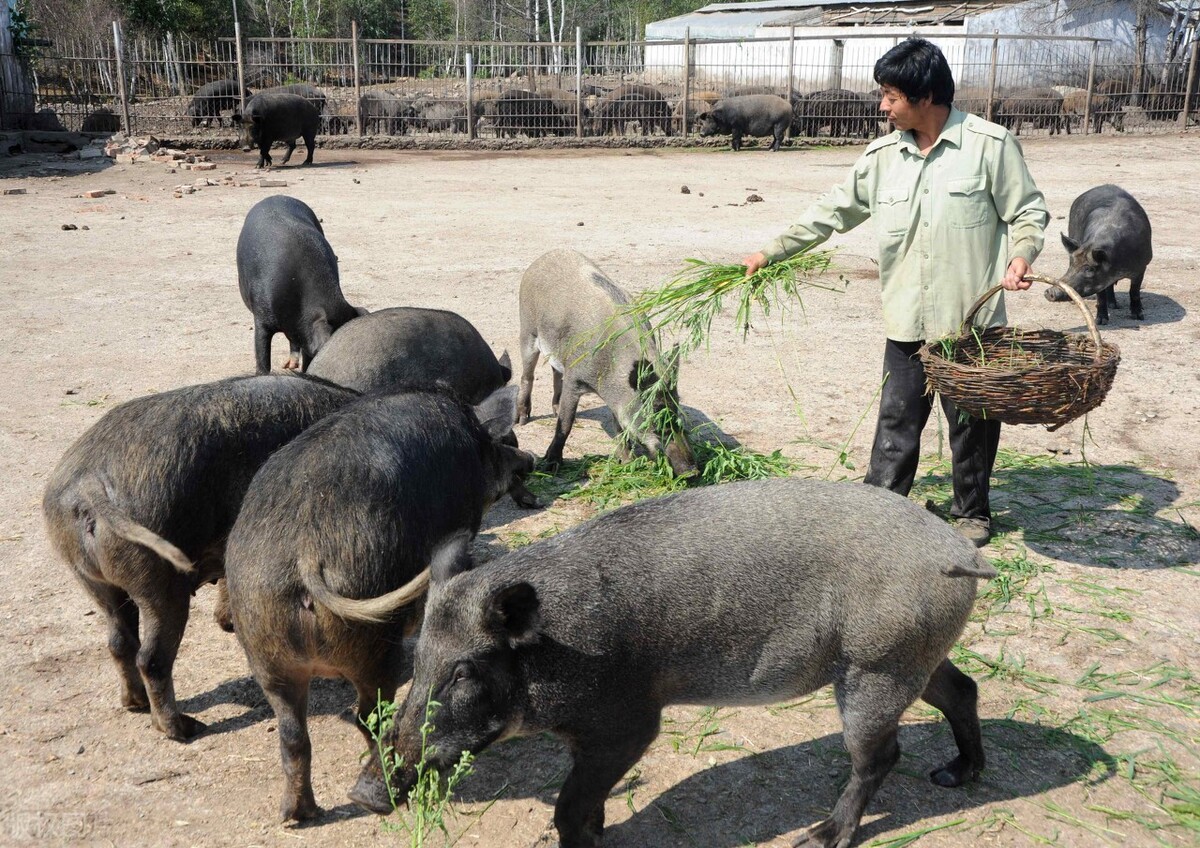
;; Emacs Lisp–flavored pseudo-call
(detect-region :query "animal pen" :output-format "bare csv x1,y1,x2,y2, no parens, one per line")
2,22,1198,144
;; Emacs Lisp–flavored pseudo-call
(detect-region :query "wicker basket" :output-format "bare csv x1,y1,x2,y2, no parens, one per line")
918,275,1121,431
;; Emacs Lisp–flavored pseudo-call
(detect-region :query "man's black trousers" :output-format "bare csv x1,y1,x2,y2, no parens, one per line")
862,338,1001,521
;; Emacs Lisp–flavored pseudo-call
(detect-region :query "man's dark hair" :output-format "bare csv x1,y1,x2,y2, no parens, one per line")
874,38,955,106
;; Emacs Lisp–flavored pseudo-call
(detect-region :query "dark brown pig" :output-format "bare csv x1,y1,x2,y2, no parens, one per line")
225,387,536,821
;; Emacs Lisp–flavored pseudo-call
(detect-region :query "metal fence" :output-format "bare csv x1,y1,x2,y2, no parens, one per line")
4,24,1198,143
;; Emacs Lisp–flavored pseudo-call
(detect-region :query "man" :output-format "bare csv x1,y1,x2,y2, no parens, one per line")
743,38,1049,547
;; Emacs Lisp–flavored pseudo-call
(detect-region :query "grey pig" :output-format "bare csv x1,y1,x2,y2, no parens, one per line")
225,386,535,821
516,248,695,476
42,375,358,741
352,478,995,848
1046,184,1152,324
698,94,792,151
237,195,367,373
307,307,511,404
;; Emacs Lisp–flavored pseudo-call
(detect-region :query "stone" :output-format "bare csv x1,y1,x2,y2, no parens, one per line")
78,147,105,160
192,162,216,171
258,178,287,187
2,188,27,195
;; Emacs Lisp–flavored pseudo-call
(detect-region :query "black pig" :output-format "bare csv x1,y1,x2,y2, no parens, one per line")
1046,184,1152,324
236,195,366,373
355,478,995,848
225,387,536,821
232,92,320,168
699,94,792,151
42,375,358,741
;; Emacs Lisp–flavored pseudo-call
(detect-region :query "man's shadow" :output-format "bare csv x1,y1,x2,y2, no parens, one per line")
916,453,1199,568
454,718,1114,846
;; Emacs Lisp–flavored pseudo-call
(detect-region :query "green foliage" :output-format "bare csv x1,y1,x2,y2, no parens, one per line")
363,693,476,847
8,1,40,63
117,0,230,39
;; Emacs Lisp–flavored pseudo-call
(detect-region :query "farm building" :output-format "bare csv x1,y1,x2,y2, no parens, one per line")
643,0,1193,93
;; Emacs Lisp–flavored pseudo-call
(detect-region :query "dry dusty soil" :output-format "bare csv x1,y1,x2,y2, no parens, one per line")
1,131,1198,848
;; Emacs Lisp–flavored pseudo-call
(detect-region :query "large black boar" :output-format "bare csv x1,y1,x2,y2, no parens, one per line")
698,94,791,151
42,375,358,742
259,83,327,115
307,306,511,403
186,78,249,127
233,92,320,168
237,195,366,373
225,387,536,821
353,478,995,848
517,248,695,476
1046,184,1153,324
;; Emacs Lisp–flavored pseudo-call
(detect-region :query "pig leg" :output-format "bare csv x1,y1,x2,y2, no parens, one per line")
1128,271,1144,320
135,591,205,741
261,677,320,820
212,578,234,633
254,322,275,374
795,671,908,848
551,368,564,416
554,719,660,847
80,575,148,711
517,332,539,425
301,132,315,165
282,340,302,371
920,659,985,787
279,138,297,166
1095,289,1111,325
543,382,582,470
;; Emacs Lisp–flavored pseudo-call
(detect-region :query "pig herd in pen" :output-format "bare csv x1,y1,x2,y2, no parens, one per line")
44,173,1152,845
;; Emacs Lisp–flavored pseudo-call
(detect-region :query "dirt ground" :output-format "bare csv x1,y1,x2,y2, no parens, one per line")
1,131,1197,848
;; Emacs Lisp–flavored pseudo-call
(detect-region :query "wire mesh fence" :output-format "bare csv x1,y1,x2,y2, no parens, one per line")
4,26,1198,143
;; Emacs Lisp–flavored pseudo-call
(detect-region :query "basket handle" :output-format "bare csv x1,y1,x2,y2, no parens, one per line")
961,273,1105,363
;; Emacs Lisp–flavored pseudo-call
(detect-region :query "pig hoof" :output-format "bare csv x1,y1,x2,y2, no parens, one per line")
121,692,150,712
159,713,207,742
281,795,321,822
214,610,235,633
1132,308,1144,320
347,773,395,815
929,755,976,788
516,413,530,426
793,817,852,848
282,357,300,371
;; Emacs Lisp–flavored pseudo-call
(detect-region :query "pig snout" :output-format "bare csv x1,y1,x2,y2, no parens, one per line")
348,757,409,816
1045,284,1072,302
665,433,697,478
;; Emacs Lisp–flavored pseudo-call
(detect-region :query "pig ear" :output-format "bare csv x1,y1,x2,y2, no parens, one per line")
429,531,474,584
1090,248,1108,266
628,359,658,392
496,349,513,384
485,582,541,648
1061,232,1079,253
474,385,518,439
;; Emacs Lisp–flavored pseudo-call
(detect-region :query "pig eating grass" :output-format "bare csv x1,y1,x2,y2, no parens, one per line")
355,478,996,848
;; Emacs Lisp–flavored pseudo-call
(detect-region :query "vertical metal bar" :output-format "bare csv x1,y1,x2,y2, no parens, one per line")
467,50,477,139
1182,32,1199,128
1083,40,1097,134
682,27,691,137
786,26,795,102
575,27,583,138
986,34,999,122
112,21,132,134
352,20,362,137
234,21,247,114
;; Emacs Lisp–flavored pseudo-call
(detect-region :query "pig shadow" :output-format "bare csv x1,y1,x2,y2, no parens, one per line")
180,675,360,737
915,457,1199,569
454,719,1114,847
1050,291,1184,329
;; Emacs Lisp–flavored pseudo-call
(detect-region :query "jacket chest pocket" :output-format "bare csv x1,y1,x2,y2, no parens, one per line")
946,174,993,228
876,186,910,235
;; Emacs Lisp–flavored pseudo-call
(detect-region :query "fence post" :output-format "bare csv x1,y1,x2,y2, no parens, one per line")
682,27,691,137
1182,34,1199,128
986,34,999,122
234,21,247,114
830,38,844,90
352,20,362,137
1083,39,1097,134
111,21,133,134
786,26,795,102
575,27,583,138
466,50,476,139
